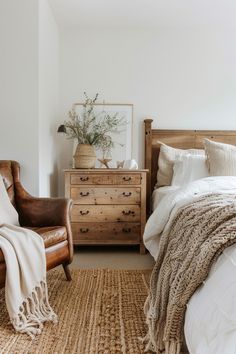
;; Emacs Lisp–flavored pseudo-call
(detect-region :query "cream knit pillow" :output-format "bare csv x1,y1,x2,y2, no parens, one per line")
156,143,205,187
0,175,19,225
204,139,236,176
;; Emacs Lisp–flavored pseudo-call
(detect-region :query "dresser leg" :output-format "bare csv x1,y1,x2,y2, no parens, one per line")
140,243,146,255
63,264,72,281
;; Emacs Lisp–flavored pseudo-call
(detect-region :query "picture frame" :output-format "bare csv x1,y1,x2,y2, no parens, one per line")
73,103,133,167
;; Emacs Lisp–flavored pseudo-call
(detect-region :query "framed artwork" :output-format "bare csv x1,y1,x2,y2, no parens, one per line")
73,103,133,167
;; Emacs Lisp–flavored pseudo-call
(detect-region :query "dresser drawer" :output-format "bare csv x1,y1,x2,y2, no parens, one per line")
70,187,140,205
71,222,140,244
70,173,141,185
71,205,140,222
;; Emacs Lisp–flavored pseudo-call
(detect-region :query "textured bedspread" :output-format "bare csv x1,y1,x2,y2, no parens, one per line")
144,193,236,354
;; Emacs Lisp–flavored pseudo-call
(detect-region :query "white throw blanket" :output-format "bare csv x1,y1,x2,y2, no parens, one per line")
0,224,57,337
144,176,236,259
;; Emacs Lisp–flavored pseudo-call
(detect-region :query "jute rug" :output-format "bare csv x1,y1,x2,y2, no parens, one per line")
0,268,152,354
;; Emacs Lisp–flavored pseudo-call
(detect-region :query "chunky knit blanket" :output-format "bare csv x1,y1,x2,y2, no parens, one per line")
144,193,236,354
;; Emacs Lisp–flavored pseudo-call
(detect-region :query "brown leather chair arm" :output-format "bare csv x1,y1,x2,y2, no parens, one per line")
14,181,74,263
15,181,72,227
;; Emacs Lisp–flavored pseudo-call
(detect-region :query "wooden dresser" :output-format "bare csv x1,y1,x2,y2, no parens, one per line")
64,169,147,254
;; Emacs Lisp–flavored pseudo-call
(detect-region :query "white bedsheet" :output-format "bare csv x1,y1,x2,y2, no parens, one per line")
152,186,179,210
144,176,236,354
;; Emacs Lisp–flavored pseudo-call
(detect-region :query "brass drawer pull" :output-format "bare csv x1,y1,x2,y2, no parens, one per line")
80,176,89,182
80,228,89,233
122,210,135,216
80,210,89,216
80,191,90,197
122,227,131,233
122,192,132,197
123,176,132,182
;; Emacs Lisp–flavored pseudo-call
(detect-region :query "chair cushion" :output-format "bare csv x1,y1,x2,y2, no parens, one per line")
0,226,67,263
28,226,67,248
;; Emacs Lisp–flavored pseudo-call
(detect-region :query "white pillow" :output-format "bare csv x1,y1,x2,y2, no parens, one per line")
0,175,19,225
171,154,209,187
156,142,205,187
204,139,236,176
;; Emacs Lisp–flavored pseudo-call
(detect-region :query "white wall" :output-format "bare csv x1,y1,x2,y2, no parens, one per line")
0,0,60,196
0,0,39,195
39,0,60,197
58,28,236,194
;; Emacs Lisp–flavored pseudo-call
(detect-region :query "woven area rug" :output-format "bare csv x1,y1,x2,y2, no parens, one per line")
0,268,152,354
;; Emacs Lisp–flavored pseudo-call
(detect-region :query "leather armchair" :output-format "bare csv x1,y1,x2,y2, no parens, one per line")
0,160,73,288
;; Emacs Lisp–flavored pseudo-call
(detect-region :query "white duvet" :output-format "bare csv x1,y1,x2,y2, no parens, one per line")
143,176,236,354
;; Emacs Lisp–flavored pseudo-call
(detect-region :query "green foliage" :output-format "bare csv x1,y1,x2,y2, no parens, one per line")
63,93,126,154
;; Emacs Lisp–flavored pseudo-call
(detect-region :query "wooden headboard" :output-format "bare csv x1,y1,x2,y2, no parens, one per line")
144,118,236,214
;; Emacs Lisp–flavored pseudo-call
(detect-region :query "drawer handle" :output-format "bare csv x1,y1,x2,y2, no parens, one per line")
80,228,89,233
80,191,90,197
122,227,131,233
122,192,132,197
122,210,135,216
123,176,132,181
80,177,89,182
80,210,89,216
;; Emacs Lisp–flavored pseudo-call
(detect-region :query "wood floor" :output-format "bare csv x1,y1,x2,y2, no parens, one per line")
71,245,154,270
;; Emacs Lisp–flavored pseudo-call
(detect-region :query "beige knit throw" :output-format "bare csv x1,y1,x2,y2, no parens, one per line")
144,193,236,354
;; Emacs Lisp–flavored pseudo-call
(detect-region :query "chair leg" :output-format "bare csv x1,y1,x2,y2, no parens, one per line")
63,264,72,281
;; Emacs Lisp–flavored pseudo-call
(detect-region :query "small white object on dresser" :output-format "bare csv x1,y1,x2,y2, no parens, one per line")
64,169,147,254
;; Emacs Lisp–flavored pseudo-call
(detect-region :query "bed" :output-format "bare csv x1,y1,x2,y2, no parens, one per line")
143,119,236,354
